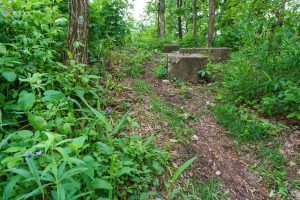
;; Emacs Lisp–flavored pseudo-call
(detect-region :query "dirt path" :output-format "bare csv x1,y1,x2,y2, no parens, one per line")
114,53,270,199
142,54,269,199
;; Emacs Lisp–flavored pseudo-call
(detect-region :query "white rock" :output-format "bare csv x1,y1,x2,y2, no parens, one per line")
192,135,199,141
170,139,178,143
289,161,297,167
162,80,170,84
215,171,221,176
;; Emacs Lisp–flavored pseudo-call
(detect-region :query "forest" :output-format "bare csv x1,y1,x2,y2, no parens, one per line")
0,0,299,199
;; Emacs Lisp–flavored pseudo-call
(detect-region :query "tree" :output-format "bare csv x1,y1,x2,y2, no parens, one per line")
177,0,183,39
67,0,89,65
193,0,197,46
207,0,216,47
158,0,165,38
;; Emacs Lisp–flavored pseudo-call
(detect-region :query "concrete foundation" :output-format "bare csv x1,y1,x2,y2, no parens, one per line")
163,44,180,53
167,53,208,83
179,48,230,63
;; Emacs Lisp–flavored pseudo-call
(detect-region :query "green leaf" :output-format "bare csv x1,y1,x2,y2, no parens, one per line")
0,93,6,104
76,90,112,132
94,178,113,190
57,184,66,200
170,156,196,185
96,142,113,155
56,147,72,165
17,130,34,139
72,136,87,149
9,168,31,179
18,91,35,112
28,115,47,131
3,177,20,200
16,186,44,200
62,123,72,134
287,112,300,119
26,158,43,194
112,110,130,135
3,146,25,153
116,167,135,177
59,167,88,181
55,17,68,26
2,71,16,82
41,90,65,103
0,43,7,55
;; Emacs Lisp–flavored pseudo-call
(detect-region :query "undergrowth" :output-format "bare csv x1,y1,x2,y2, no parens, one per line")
150,97,195,140
211,102,298,198
178,178,231,200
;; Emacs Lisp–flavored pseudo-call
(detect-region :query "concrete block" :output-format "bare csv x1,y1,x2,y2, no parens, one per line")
179,48,230,63
167,53,208,83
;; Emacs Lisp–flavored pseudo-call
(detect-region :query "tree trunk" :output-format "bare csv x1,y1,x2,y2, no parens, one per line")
177,0,183,39
67,0,89,65
193,0,197,47
207,0,216,48
158,0,165,38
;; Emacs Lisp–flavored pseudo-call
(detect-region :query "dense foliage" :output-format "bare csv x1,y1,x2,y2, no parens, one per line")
0,1,167,199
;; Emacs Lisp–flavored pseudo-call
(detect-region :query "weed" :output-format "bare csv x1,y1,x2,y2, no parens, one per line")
172,78,185,87
251,144,289,198
211,103,283,142
134,79,151,95
150,97,194,140
164,156,197,199
178,178,231,200
153,64,168,79
125,63,143,78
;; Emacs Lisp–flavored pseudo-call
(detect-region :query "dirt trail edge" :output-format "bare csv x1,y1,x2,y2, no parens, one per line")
118,53,269,199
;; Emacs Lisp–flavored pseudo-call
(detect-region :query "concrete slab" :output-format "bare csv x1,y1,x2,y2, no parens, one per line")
167,53,208,83
179,48,230,63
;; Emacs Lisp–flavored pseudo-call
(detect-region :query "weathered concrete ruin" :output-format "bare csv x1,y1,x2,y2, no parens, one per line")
179,48,231,63
163,44,180,53
167,53,208,83
164,46,230,82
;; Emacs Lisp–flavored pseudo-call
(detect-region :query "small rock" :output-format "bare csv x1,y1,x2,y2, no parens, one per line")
206,101,210,105
170,139,178,143
284,141,293,148
289,161,297,167
162,80,170,84
279,149,285,154
215,171,221,176
192,135,199,141
207,83,213,86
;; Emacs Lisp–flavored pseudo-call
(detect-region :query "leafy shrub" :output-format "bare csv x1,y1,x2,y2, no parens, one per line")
262,81,300,119
89,0,130,59
0,1,168,199
153,64,168,79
